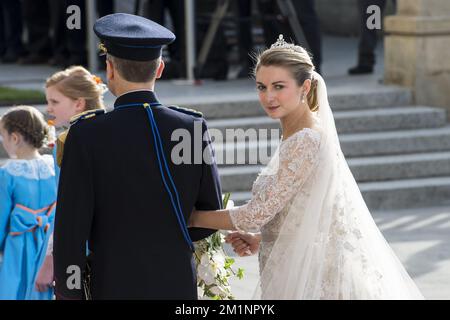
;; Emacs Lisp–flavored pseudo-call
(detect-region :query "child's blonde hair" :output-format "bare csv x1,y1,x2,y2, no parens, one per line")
46,66,106,110
1,106,50,149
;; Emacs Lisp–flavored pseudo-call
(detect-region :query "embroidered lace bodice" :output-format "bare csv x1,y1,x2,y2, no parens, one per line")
229,128,321,271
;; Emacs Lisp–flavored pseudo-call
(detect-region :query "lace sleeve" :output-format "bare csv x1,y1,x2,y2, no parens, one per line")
229,129,320,232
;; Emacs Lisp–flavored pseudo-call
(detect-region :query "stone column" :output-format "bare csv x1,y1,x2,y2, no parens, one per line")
384,0,450,114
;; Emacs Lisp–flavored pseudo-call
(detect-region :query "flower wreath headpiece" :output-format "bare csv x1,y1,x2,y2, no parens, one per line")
92,75,108,94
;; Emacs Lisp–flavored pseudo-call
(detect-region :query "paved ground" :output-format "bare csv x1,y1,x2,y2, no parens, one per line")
227,205,450,300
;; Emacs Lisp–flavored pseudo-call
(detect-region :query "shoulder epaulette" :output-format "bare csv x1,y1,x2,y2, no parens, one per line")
55,108,105,167
69,109,106,126
55,130,68,167
168,105,203,118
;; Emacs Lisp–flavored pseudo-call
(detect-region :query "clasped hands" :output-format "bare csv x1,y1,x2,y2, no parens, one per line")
225,232,262,257
190,209,261,257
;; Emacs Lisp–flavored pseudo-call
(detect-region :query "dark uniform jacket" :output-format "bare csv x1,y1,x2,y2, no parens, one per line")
54,90,222,299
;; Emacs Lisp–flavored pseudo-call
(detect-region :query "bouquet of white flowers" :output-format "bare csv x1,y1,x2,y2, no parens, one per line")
194,193,244,300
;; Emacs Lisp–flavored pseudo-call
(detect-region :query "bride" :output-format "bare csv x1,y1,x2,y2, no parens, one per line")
189,35,424,300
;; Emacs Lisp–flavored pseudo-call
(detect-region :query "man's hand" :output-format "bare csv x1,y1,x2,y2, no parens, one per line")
35,254,54,292
225,232,261,257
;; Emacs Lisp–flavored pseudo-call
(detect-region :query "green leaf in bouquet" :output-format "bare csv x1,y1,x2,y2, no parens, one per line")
222,192,231,208
211,232,223,248
237,268,245,280
225,257,235,269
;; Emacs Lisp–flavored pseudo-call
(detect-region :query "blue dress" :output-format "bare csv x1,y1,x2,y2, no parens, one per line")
52,145,60,184
0,155,57,300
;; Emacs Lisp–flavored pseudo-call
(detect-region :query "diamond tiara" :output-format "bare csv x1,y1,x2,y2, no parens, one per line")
270,34,305,53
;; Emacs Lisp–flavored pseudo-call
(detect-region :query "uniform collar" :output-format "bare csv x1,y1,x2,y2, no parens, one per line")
114,90,160,109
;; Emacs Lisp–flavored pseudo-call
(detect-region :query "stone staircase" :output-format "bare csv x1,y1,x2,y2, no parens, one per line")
1,85,449,210
188,85,450,211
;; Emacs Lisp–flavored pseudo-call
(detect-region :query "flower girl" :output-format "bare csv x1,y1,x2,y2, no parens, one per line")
0,106,57,299
45,65,106,181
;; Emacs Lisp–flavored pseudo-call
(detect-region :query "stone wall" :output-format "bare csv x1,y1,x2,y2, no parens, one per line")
384,0,450,112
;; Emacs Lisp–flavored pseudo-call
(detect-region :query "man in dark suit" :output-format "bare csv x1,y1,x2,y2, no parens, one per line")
20,0,52,64
348,0,395,75
53,13,222,300
144,0,187,79
258,0,323,73
0,0,26,63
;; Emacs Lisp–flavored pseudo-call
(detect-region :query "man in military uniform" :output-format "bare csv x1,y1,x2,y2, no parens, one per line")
53,13,222,299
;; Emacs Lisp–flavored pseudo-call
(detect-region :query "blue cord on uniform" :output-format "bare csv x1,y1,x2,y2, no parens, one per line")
115,102,194,251
146,107,191,232
144,106,194,250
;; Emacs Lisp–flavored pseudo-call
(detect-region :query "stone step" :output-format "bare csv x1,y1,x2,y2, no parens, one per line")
339,126,450,157
0,86,412,121
348,152,450,182
187,86,412,119
327,85,412,111
4,126,449,165
229,176,450,211
207,106,447,135
361,177,450,210
219,151,450,191
213,126,450,165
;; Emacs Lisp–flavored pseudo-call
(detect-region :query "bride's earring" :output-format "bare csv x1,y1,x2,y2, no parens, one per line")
301,94,305,104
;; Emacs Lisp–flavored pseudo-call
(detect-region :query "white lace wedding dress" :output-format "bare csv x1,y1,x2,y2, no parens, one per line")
229,72,424,300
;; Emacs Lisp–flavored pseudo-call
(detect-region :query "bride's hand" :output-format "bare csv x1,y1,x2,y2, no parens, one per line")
225,232,261,256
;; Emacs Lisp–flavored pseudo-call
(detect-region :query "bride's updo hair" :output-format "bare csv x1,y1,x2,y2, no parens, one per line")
46,66,106,110
253,41,319,112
